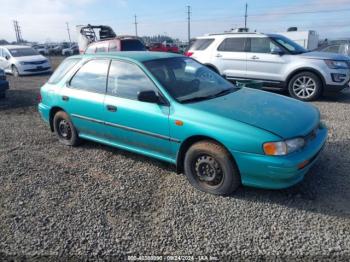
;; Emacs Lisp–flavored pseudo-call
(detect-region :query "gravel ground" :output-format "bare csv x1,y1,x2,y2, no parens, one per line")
0,56,350,260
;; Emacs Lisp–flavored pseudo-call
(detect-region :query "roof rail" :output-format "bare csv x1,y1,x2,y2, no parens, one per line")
208,32,261,36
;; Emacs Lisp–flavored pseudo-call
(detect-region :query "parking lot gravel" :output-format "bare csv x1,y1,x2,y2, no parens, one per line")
0,56,349,260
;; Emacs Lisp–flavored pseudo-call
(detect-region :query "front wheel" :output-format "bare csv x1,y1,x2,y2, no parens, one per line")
288,72,322,101
12,65,19,77
53,111,80,146
184,141,241,195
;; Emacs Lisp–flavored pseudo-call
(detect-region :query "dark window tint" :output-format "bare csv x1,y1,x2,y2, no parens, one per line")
107,60,157,100
48,58,81,84
70,59,109,93
190,39,214,50
249,37,278,53
85,45,96,54
217,38,246,52
121,39,146,51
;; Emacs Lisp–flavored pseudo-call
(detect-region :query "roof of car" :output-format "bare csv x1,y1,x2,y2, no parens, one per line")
1,45,33,49
74,51,183,62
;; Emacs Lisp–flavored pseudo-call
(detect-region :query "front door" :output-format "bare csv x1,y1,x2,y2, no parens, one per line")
245,37,287,83
211,37,247,79
103,59,172,159
60,58,110,138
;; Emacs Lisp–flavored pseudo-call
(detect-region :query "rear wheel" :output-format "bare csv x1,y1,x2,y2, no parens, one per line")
184,140,241,195
53,111,80,146
288,72,322,101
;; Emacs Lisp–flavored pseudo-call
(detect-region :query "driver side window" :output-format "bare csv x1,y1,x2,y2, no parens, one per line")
249,37,279,53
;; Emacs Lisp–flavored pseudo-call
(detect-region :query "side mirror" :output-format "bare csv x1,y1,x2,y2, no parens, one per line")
138,90,163,104
271,47,284,56
5,55,10,60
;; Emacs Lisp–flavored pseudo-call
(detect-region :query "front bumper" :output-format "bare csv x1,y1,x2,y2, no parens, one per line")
18,63,52,75
231,127,328,189
324,83,349,92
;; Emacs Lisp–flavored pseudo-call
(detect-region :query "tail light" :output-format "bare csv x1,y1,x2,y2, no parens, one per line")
38,93,42,103
184,51,193,57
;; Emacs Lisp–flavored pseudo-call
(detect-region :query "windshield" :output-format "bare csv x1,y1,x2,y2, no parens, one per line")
270,35,308,54
143,57,237,103
9,48,39,57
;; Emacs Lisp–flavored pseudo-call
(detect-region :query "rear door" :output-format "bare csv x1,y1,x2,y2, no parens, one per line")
103,59,172,159
211,37,247,79
245,37,287,83
60,58,110,138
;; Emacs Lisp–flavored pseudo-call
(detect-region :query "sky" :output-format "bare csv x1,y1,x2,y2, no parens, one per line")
1,0,350,43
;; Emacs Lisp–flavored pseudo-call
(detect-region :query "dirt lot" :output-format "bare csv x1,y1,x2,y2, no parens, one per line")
0,56,349,260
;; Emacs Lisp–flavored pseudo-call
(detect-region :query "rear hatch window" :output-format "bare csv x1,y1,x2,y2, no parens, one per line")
121,39,146,51
189,38,214,50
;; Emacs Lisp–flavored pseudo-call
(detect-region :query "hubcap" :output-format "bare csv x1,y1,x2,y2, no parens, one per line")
292,76,316,99
193,155,223,187
58,119,72,139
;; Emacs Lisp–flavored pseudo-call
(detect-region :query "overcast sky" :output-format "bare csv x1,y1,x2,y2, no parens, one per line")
1,0,350,43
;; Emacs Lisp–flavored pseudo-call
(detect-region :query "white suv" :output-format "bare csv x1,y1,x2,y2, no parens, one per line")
186,33,350,101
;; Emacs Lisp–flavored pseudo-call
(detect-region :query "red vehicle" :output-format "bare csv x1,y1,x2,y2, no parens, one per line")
149,42,179,53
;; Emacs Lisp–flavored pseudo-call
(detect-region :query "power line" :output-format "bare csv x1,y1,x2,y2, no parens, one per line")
187,5,191,43
134,15,138,36
66,22,72,44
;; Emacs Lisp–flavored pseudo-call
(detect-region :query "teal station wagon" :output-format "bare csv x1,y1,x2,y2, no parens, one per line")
39,52,327,195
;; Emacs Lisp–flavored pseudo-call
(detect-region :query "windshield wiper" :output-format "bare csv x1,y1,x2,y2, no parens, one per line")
210,88,236,98
180,88,236,103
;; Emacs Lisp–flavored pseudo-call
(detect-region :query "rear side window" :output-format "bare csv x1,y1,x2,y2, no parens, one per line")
217,38,246,52
107,60,157,100
121,39,146,51
190,39,214,50
48,58,81,84
69,59,110,93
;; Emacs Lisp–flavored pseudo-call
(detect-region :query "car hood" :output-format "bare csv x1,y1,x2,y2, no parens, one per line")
187,88,320,139
14,55,47,62
299,51,349,61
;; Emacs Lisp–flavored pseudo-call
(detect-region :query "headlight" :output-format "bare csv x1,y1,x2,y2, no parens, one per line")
324,60,349,69
263,137,305,156
19,61,26,65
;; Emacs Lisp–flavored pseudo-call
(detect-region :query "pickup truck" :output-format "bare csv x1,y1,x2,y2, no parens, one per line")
0,68,9,98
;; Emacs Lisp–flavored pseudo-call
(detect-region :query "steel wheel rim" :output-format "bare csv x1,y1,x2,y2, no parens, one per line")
292,76,316,99
192,154,224,188
58,119,72,140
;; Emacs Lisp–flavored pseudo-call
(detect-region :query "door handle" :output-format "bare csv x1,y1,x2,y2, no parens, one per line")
216,53,223,58
251,55,259,60
62,95,69,101
106,105,117,112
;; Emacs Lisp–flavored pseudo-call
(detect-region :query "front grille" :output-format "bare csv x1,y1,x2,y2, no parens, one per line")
23,60,47,65
24,67,50,72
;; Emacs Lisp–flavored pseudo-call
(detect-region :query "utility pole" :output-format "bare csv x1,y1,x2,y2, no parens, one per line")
66,22,72,44
13,20,23,43
187,5,191,44
134,15,138,36
244,3,248,29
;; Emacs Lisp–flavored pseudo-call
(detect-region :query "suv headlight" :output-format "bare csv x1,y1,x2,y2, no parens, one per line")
324,60,349,69
263,138,305,156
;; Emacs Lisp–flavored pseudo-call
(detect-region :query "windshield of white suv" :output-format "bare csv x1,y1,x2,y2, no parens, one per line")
9,48,39,57
270,35,308,54
143,57,238,103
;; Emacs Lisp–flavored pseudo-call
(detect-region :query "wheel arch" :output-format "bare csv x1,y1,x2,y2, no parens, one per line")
49,106,65,132
286,67,326,90
176,135,238,174
204,63,220,74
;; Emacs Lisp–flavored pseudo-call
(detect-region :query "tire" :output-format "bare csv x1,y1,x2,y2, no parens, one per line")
288,71,322,101
53,111,80,146
184,140,241,195
12,65,19,77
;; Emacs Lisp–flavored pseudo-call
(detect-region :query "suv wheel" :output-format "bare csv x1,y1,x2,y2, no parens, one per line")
288,72,322,101
53,111,80,146
12,65,19,77
184,140,241,195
